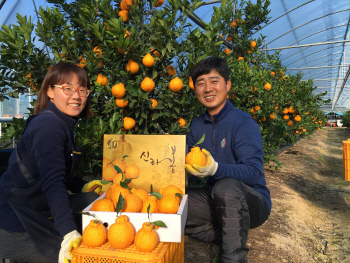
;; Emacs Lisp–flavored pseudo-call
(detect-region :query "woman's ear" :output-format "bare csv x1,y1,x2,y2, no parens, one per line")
47,87,54,100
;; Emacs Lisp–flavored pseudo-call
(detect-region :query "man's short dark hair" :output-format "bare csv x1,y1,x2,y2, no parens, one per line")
191,57,230,85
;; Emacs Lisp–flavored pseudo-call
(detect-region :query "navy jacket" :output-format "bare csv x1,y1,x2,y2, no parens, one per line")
187,99,271,213
0,102,85,236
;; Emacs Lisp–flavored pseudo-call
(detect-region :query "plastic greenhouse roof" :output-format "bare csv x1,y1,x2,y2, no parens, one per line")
1,0,350,113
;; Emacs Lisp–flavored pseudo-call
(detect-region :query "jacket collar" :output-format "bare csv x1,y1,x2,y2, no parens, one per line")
204,99,233,123
44,102,77,130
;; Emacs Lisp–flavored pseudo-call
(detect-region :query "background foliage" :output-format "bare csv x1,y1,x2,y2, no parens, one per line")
0,0,327,175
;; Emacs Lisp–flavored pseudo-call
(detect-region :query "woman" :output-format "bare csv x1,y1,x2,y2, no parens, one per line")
0,62,100,263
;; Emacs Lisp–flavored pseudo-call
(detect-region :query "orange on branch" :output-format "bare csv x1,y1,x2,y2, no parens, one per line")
154,0,164,7
116,98,129,108
118,10,129,22
126,59,139,74
169,77,183,92
264,83,271,90
166,65,176,76
123,117,136,130
111,83,126,98
150,98,158,109
142,53,155,67
177,118,186,127
96,74,108,86
141,77,155,92
189,77,194,89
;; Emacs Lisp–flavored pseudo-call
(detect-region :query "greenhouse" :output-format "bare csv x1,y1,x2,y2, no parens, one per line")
0,1,350,263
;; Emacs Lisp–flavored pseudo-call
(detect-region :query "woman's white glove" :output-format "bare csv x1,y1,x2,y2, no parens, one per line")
185,149,218,177
59,230,82,263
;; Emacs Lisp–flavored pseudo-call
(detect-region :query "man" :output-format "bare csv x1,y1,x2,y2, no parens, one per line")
185,57,271,262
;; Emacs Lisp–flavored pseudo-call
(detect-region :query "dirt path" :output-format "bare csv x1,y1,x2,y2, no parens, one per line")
184,127,350,263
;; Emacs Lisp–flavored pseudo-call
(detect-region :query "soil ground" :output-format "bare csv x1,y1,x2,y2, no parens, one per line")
184,127,350,263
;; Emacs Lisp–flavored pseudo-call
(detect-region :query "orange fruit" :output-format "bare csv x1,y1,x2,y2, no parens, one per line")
112,159,127,173
254,106,261,111
141,77,155,92
250,41,256,49
111,83,126,98
112,173,124,184
169,77,183,92
125,162,140,179
177,118,186,127
186,146,206,167
126,59,139,74
166,65,176,76
189,77,194,89
158,194,180,214
120,193,143,212
96,73,108,86
282,108,289,114
91,198,115,212
264,83,271,90
131,188,149,202
150,49,161,57
154,0,164,7
294,115,301,122
123,117,136,130
270,72,276,76
142,53,155,67
110,184,130,207
93,46,102,57
270,113,276,119
116,98,129,108
78,57,86,68
230,21,237,28
238,57,244,61
288,106,295,114
283,115,289,120
82,220,107,247
103,163,119,181
105,187,113,200
160,185,183,204
224,48,231,55
118,10,129,22
150,98,158,109
108,215,135,249
226,35,233,42
141,196,159,213
287,120,293,127
134,222,159,252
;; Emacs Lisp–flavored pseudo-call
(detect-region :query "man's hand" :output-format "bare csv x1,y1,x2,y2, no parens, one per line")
59,230,82,263
185,149,218,177
82,180,103,195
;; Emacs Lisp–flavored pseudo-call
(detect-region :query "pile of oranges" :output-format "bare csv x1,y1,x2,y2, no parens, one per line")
82,184,183,252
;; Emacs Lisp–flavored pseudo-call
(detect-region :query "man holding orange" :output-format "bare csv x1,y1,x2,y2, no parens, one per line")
185,57,271,262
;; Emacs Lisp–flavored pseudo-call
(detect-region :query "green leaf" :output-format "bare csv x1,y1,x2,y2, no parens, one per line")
150,184,153,193
101,180,112,185
116,193,124,215
152,220,167,228
175,193,183,201
194,134,205,146
150,192,162,199
113,165,122,173
120,181,130,190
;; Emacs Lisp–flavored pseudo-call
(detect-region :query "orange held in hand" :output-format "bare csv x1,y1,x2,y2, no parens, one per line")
82,220,107,248
186,146,207,167
108,215,135,249
134,222,159,252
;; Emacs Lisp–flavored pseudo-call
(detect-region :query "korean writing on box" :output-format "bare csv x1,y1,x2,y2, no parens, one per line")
140,146,176,173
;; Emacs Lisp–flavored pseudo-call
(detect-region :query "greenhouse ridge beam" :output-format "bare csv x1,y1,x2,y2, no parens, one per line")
259,40,350,51
288,65,349,70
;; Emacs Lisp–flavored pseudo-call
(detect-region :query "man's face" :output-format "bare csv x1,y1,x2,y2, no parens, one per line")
194,70,231,116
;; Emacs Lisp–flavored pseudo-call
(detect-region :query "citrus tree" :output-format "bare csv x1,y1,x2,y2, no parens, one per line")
0,0,328,175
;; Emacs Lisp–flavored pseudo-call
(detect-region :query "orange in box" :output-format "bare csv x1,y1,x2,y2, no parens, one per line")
72,236,184,263
82,134,188,243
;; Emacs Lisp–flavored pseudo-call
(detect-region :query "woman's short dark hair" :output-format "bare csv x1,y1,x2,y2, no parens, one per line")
34,62,92,118
191,57,230,85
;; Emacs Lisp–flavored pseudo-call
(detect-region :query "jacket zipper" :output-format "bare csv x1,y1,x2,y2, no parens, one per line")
213,121,216,152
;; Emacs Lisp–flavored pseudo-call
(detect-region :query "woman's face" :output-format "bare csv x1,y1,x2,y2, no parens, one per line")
46,73,88,117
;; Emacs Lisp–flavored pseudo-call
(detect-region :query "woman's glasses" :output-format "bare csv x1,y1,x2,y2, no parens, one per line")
53,85,91,97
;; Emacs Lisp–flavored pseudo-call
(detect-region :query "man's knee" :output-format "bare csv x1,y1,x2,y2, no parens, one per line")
211,178,245,198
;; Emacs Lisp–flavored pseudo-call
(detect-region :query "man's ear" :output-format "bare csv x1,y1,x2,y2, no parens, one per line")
226,79,231,92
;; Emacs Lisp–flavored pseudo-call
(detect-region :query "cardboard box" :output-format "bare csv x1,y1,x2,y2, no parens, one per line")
102,134,186,194
82,192,188,243
82,134,188,243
